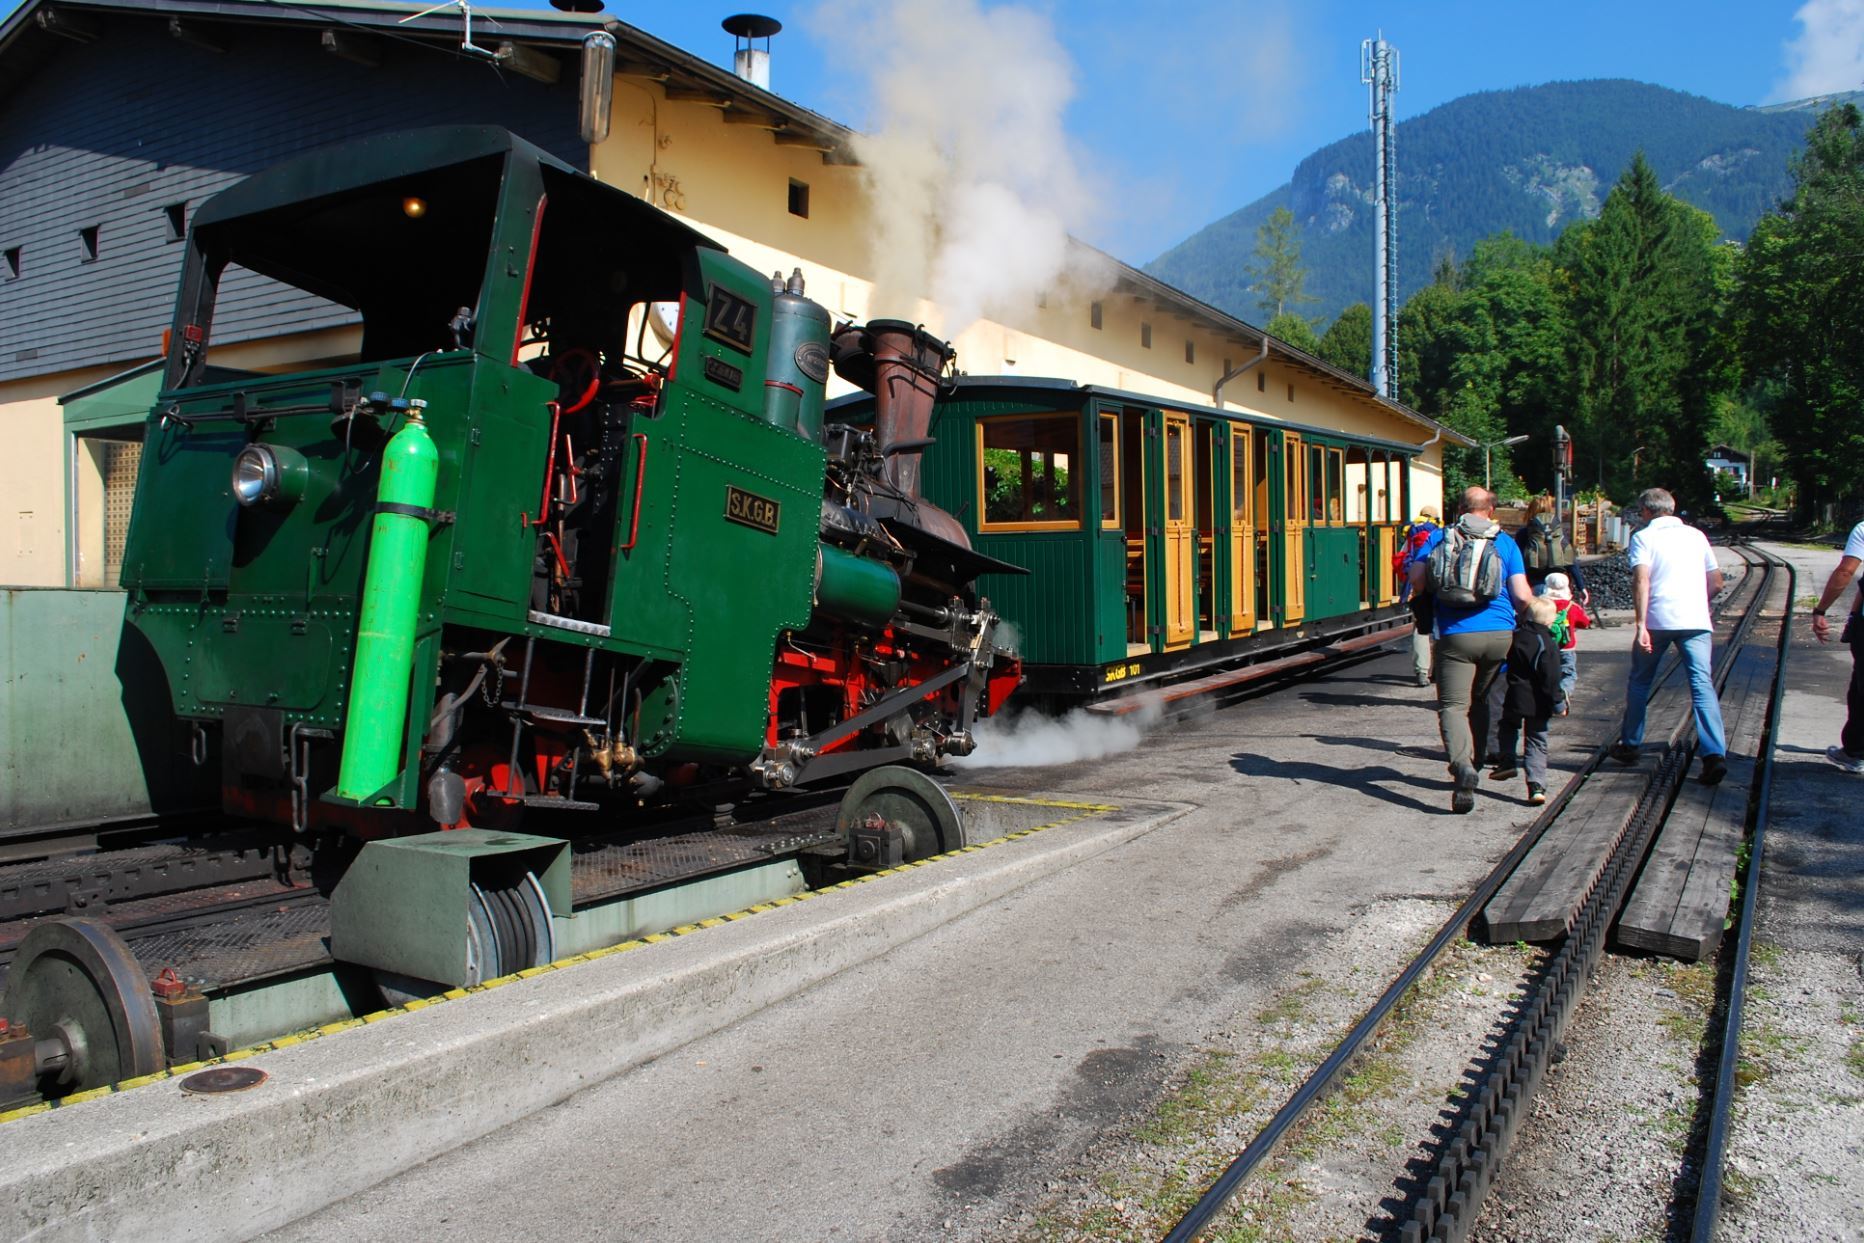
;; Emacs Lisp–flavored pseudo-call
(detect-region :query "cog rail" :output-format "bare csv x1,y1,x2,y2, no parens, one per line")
1166,538,1788,1243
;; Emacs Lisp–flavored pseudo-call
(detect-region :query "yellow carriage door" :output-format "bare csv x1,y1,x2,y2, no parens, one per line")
1163,414,1194,648
1282,431,1307,623
1228,423,1256,634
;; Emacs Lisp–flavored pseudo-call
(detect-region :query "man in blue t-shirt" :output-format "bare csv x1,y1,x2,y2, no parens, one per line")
1409,486,1535,813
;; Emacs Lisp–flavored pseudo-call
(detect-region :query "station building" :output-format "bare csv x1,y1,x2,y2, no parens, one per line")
0,0,1463,590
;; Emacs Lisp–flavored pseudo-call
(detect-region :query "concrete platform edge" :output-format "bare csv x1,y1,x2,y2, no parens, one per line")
0,798,1189,1243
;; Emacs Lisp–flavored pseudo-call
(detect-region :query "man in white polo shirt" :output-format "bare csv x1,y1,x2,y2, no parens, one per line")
1610,487,1728,785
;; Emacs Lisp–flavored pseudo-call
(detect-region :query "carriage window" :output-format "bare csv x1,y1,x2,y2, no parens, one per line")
1166,422,1186,522
1231,429,1250,525
1309,445,1326,521
1099,414,1120,529
1327,448,1344,524
1285,441,1303,523
980,414,1081,529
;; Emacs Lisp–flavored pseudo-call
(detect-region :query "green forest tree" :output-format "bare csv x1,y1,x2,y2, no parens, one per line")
1266,310,1322,355
1735,103,1864,517
1555,153,1732,509
1317,303,1373,377
1248,206,1317,322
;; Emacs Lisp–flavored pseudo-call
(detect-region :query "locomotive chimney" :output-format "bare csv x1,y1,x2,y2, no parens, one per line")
829,319,956,502
723,14,780,90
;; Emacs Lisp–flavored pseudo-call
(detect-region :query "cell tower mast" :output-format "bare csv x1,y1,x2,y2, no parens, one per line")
1361,35,1399,398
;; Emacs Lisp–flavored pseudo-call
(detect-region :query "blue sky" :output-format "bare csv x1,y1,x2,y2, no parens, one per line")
577,0,1855,263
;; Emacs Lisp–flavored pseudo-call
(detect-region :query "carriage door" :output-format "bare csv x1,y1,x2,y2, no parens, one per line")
1281,431,1308,624
1228,422,1257,635
1162,413,1195,648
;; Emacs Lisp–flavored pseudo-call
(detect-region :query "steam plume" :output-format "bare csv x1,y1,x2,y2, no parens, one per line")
948,698,1163,769
812,0,1109,335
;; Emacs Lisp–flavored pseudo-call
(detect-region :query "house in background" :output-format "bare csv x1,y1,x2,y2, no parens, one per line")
1704,444,1752,494
0,0,1464,589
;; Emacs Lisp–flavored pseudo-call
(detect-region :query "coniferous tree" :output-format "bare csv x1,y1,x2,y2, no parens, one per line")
1735,104,1864,517
1248,207,1317,322
1556,153,1728,507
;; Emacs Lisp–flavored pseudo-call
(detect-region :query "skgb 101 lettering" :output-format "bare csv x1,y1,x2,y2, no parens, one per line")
1102,661,1142,684
724,485,780,535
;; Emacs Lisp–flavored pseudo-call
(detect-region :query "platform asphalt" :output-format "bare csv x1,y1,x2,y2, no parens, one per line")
0,795,1186,1243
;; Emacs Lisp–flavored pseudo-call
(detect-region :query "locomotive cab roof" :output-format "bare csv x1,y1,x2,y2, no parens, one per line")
172,126,724,382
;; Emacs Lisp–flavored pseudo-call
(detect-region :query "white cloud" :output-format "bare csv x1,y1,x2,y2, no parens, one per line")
1772,0,1864,102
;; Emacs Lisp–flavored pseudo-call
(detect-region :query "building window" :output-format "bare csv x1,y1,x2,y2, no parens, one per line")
978,413,1083,531
3,246,18,279
79,225,99,263
787,179,809,218
1223,356,1233,376
1287,383,1295,402
1184,340,1195,364
1140,322,1152,349
1257,371,1266,392
1090,301,1102,330
1036,291,1047,309
164,202,187,242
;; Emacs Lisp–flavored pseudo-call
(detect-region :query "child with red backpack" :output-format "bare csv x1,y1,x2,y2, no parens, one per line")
1396,507,1442,686
1542,571,1592,716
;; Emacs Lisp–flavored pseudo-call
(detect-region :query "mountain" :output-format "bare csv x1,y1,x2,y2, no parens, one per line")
1147,80,1832,327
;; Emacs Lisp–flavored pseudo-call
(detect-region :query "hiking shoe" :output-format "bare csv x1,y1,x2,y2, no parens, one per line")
1826,746,1864,774
1489,763,1519,781
1700,754,1728,786
1452,768,1479,814
1526,783,1547,806
1609,743,1640,766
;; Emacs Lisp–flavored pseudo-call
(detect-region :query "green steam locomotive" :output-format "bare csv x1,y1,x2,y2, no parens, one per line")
123,125,1018,869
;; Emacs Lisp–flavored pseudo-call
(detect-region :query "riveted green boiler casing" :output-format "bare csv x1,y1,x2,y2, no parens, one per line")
814,546,901,628
335,409,439,801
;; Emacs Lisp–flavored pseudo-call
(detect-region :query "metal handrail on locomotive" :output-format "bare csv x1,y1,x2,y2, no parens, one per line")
127,126,1022,839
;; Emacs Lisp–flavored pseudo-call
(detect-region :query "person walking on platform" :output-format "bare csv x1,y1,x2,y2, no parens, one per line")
1515,493,1591,605
1610,487,1728,785
1809,518,1864,773
1489,594,1564,805
1411,486,1535,813
1542,571,1592,715
1398,506,1442,686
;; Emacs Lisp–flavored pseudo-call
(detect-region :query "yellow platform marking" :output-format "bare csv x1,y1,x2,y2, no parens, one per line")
0,791,1121,1126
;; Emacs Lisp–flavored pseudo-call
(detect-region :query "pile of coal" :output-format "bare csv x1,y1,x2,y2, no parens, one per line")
1577,553,1634,612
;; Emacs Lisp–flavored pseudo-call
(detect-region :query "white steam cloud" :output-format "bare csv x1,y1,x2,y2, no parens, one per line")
948,698,1163,769
1773,0,1864,101
811,0,1110,335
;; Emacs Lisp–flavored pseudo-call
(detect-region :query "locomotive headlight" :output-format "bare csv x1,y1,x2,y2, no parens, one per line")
231,444,308,507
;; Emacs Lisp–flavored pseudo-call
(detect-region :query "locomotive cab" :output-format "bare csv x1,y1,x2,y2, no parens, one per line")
121,126,1018,838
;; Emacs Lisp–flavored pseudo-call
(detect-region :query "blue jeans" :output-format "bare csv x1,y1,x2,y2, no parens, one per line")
1557,649,1577,705
1619,629,1726,758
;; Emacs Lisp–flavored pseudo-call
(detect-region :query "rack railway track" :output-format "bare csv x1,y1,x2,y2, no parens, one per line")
1166,535,1791,1243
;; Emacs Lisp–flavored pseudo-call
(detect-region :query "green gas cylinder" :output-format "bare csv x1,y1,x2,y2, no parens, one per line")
335,402,440,803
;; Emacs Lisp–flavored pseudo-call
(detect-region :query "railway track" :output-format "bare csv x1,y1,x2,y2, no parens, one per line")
1165,536,1792,1243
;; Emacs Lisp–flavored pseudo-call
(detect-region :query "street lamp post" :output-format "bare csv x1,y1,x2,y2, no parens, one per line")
1483,434,1530,490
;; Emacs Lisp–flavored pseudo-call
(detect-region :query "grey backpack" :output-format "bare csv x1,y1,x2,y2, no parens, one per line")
1427,517,1504,606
